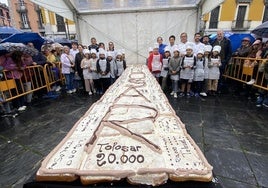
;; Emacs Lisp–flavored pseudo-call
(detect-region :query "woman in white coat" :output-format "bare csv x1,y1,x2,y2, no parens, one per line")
61,46,76,94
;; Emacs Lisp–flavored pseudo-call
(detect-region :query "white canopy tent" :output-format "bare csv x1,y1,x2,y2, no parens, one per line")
31,0,224,64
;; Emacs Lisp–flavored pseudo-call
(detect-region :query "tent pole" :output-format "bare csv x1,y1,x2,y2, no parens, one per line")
62,0,81,42
196,0,205,33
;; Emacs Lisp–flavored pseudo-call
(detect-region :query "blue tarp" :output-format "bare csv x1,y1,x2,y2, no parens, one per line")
0,32,45,51
209,33,255,53
0,26,22,40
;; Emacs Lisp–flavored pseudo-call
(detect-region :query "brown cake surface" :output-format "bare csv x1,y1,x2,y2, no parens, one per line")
36,65,213,186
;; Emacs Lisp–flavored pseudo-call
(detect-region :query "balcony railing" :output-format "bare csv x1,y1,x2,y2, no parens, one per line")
231,20,251,31
15,3,28,13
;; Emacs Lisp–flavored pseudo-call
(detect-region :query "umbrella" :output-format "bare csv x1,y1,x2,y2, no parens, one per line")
54,38,71,48
228,33,255,52
51,42,63,49
0,32,45,51
0,45,8,55
0,26,22,40
0,42,38,56
251,21,268,38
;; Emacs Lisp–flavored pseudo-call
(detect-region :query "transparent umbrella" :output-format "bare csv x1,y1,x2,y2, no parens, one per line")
251,21,268,38
0,42,38,56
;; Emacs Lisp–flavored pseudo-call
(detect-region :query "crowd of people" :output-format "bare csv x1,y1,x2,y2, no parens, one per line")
0,30,268,117
147,31,231,98
146,30,268,107
0,38,127,116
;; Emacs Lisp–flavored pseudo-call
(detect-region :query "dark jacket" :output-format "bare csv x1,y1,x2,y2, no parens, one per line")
212,37,232,66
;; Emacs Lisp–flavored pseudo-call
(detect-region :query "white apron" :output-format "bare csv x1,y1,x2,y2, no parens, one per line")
194,59,205,81
152,54,162,72
208,57,221,80
180,56,195,80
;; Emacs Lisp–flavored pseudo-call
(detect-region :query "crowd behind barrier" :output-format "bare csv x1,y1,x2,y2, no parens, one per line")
224,57,268,91
1,31,268,116
0,64,64,103
1,56,267,104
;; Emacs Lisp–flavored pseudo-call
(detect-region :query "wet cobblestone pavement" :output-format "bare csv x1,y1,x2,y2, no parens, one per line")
0,91,267,188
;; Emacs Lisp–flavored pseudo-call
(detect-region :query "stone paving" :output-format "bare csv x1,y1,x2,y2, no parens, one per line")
0,91,267,188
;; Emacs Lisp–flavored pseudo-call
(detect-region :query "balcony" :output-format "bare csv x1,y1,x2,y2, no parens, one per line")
231,20,251,31
16,3,28,13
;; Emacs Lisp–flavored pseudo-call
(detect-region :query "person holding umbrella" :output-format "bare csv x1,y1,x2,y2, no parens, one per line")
2,50,27,111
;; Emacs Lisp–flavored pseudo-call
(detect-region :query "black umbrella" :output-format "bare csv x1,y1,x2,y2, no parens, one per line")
251,21,268,38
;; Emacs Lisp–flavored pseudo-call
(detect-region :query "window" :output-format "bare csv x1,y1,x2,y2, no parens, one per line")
6,12,10,19
263,5,268,22
209,6,220,29
0,9,3,17
56,14,66,32
21,13,29,28
18,0,25,6
235,5,247,28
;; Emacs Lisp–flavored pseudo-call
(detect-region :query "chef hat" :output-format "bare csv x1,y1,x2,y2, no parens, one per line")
204,45,212,52
99,48,106,55
107,51,113,57
91,49,97,54
153,43,159,49
148,47,153,52
212,45,221,53
185,42,193,50
83,49,90,55
173,47,180,53
116,51,122,56
197,50,204,55
164,46,171,52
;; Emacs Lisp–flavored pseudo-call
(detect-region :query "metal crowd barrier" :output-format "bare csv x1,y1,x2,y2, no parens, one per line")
0,63,64,103
43,62,65,91
223,57,267,91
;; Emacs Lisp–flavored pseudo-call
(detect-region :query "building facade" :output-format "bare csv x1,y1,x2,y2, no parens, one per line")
203,0,267,34
7,0,76,39
0,2,11,26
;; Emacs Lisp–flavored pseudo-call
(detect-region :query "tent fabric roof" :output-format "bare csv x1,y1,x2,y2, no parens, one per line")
31,0,224,21
70,0,201,13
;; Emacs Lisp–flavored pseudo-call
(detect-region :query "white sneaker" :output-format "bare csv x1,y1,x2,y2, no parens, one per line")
72,88,77,93
246,79,255,85
66,90,72,94
174,93,178,98
170,91,174,95
200,92,207,97
55,86,61,92
88,91,92,95
18,106,27,111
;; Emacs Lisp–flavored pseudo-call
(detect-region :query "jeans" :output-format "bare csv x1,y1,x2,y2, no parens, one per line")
171,80,178,93
64,73,75,91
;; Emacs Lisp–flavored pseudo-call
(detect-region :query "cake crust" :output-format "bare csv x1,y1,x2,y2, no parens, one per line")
36,65,213,186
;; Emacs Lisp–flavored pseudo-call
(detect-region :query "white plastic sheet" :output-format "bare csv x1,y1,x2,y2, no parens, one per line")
79,9,197,64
